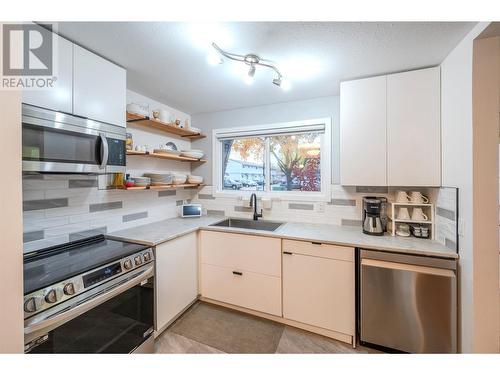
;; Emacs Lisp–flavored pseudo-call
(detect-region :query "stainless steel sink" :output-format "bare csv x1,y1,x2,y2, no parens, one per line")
210,218,284,232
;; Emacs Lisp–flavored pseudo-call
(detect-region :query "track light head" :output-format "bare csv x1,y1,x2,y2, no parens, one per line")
248,65,256,77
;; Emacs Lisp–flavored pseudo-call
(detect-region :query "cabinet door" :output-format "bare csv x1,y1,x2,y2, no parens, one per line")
282,252,355,335
155,232,198,331
73,45,126,126
387,67,441,186
22,35,73,113
340,75,387,186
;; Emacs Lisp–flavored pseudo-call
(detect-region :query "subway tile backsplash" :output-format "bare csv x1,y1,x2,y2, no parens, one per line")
22,175,196,253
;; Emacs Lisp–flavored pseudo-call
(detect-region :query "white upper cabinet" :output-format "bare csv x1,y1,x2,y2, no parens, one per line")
22,35,73,113
340,75,387,186
340,67,441,187
387,67,441,186
73,45,126,126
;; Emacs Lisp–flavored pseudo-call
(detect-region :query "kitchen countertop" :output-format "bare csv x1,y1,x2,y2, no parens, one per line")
108,215,458,259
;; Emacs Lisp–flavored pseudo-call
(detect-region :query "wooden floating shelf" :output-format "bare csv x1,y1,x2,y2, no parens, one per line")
109,183,205,191
126,150,207,163
126,112,206,139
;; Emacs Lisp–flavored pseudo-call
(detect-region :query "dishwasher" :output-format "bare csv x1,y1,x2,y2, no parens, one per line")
359,249,457,353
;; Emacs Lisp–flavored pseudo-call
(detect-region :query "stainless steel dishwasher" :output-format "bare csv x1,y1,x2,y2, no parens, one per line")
359,249,457,353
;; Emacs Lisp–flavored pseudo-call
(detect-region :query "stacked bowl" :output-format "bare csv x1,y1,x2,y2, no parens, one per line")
181,149,204,159
143,173,174,186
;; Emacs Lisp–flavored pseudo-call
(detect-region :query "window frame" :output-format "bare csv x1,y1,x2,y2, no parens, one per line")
212,118,332,202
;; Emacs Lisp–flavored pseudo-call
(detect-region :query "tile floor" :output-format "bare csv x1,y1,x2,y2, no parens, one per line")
155,302,380,354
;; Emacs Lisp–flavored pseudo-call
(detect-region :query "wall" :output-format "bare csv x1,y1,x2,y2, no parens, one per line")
191,96,441,227
191,96,340,185
440,21,496,353
471,35,500,352
22,91,198,253
0,89,24,353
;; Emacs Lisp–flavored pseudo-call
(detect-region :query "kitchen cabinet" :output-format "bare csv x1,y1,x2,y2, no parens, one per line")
340,67,441,186
387,67,441,186
73,45,126,127
340,75,387,186
155,232,198,332
199,231,282,316
282,240,355,336
22,35,73,113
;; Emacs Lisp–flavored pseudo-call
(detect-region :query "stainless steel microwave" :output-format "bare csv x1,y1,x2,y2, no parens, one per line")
22,104,126,174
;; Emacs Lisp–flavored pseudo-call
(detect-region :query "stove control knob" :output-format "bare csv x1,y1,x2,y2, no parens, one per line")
134,256,142,266
63,283,76,296
123,259,133,270
24,296,42,313
143,252,151,262
45,288,63,304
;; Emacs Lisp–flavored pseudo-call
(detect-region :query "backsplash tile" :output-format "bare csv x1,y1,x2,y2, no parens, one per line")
23,230,44,243
123,211,148,223
198,194,215,200
69,179,98,188
436,207,456,221
341,219,363,227
89,201,123,212
23,198,68,211
207,209,225,216
158,190,176,197
329,199,356,206
22,175,197,253
288,203,314,210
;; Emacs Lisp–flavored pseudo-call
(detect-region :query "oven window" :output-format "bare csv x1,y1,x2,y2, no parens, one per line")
22,124,101,165
28,279,154,354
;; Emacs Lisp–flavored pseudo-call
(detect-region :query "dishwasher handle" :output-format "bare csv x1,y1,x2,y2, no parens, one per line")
361,258,456,278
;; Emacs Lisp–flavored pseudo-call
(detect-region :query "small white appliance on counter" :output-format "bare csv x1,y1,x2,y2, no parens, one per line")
181,204,202,218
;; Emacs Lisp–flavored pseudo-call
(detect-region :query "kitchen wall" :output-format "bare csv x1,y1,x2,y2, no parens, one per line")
191,95,340,185
22,90,198,253
0,87,24,353
190,96,442,227
440,21,499,353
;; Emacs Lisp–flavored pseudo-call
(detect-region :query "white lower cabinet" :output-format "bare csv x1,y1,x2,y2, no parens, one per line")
155,232,198,332
199,231,282,316
282,240,355,336
201,264,282,316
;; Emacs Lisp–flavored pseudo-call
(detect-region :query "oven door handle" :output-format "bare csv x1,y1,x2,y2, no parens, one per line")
99,133,109,169
24,264,154,336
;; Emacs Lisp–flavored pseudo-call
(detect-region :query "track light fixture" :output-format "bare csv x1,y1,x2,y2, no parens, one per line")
211,43,290,90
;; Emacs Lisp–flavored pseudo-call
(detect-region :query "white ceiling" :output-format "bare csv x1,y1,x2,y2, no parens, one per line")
57,22,475,114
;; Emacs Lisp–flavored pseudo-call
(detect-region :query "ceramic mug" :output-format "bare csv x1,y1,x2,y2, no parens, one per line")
409,191,429,204
411,207,428,221
396,190,411,203
397,207,411,220
159,109,172,123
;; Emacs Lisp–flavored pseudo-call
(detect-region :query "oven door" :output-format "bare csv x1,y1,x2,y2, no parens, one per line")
24,264,154,354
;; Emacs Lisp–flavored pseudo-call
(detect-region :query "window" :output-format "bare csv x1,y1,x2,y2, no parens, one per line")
214,118,331,201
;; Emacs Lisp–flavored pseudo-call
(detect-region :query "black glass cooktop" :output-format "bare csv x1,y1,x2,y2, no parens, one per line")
23,235,149,295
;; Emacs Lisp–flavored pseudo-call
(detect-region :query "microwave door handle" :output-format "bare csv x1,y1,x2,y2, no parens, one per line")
99,133,109,169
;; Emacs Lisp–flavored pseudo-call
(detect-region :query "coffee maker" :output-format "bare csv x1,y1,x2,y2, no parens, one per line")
362,197,387,236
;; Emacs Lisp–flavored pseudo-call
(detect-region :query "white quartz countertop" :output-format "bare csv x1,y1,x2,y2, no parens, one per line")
108,215,458,259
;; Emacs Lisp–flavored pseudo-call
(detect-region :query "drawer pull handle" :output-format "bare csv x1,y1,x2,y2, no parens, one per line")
283,251,293,255
232,271,243,276
311,242,322,245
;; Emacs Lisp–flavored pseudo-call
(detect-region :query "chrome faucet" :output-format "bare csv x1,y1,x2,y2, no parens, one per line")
250,193,263,221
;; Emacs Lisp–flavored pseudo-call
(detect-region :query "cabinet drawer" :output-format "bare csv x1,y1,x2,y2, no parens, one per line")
201,263,282,316
283,239,354,262
200,231,281,276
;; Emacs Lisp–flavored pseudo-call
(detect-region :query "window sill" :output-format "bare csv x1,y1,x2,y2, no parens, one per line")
213,189,331,203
